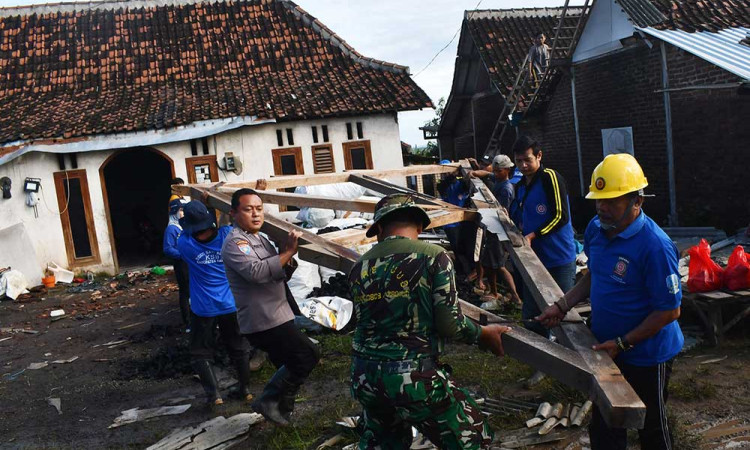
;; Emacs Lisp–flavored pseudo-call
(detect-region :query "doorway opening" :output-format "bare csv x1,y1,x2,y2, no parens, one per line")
101,148,174,270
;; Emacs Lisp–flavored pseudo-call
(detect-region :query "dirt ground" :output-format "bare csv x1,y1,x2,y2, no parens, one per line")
1,271,749,449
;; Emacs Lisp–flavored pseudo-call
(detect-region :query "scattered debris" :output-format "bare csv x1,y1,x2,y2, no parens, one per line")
0,336,12,343
316,434,348,450
109,405,191,429
335,416,359,428
145,413,263,449
27,361,48,370
47,397,62,415
479,396,537,415
93,339,129,348
51,356,79,364
699,355,728,365
50,309,65,320
495,427,569,448
2,368,25,381
117,321,145,330
571,401,592,427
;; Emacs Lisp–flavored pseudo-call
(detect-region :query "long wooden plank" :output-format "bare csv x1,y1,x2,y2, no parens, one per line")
458,160,646,429
190,188,361,265
347,174,459,209
216,164,458,190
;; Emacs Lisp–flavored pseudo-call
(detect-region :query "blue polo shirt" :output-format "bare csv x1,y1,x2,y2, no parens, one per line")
177,226,237,318
441,180,470,229
584,212,684,366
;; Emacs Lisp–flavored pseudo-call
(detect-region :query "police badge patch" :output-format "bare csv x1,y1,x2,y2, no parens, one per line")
236,239,251,255
666,273,680,295
613,256,629,277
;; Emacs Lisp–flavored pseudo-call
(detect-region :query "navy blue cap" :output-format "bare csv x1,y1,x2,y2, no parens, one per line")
179,200,215,233
169,199,185,215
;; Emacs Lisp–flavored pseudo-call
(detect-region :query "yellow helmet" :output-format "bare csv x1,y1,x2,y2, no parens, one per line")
586,153,648,199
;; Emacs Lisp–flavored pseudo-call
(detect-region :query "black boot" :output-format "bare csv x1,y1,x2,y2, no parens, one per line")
192,360,223,406
279,379,301,422
251,366,290,426
228,355,253,402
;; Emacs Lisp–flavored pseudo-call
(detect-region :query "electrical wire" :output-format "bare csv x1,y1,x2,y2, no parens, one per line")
40,170,70,216
412,0,485,78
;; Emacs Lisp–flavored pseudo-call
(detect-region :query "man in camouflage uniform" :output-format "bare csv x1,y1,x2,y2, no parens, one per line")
349,194,511,449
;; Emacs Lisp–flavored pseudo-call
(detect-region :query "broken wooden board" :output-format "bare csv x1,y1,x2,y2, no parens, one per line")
109,405,191,429
146,413,263,450
459,160,646,429
174,164,459,194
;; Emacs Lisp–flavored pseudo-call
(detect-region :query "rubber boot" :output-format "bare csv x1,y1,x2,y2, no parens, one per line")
279,379,302,422
228,356,253,402
192,360,223,406
251,366,290,426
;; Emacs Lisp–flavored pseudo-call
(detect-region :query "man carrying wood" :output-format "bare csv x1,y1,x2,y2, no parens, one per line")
177,200,252,406
537,154,684,450
348,193,510,449
509,135,577,337
222,188,320,426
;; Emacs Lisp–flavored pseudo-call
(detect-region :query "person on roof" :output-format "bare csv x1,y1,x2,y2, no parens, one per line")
527,32,550,82
537,153,684,450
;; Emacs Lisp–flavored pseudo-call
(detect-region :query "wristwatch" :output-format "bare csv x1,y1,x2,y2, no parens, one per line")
615,336,633,352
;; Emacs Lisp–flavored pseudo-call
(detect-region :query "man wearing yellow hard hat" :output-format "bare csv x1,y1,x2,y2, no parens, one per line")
537,153,683,450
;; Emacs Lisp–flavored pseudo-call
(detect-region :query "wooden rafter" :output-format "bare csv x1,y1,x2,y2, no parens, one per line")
179,164,641,428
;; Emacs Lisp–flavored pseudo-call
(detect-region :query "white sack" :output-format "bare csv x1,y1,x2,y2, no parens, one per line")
298,296,353,330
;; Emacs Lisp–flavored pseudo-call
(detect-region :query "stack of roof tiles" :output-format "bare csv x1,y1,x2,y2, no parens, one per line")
0,0,431,146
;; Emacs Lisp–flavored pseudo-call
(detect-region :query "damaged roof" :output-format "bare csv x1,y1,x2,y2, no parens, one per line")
464,8,581,97
0,0,432,146
622,0,750,32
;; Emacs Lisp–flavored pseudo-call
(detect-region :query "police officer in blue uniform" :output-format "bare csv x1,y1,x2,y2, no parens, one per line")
537,153,683,450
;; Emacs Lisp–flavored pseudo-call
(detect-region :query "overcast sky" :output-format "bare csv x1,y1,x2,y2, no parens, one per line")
0,0,575,147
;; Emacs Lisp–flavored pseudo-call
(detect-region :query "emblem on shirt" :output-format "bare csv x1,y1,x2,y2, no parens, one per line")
196,250,223,265
666,273,680,295
536,204,547,215
613,256,629,278
236,239,251,255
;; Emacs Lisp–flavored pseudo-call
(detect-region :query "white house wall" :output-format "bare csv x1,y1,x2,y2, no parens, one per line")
573,0,635,63
1,113,403,279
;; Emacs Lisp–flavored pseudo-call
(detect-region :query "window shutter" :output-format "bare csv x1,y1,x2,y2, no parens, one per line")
312,145,335,173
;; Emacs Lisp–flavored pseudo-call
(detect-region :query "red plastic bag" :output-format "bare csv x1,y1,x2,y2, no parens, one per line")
724,245,750,291
687,239,724,292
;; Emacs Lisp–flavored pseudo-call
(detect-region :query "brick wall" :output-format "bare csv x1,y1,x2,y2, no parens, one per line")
524,41,749,233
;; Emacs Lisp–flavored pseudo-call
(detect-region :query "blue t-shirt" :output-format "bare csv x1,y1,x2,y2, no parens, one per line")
177,226,237,318
584,212,684,366
509,167,576,268
489,177,514,209
441,180,470,229
163,224,182,260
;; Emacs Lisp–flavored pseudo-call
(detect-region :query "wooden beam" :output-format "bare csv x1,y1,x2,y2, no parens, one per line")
459,301,592,392
216,164,458,190
347,174,459,209
458,160,646,429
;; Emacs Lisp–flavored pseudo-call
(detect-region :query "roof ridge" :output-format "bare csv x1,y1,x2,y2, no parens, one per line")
465,7,583,20
0,0,210,16
277,0,410,74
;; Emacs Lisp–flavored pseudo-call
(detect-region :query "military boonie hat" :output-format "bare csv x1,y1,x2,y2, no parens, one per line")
366,194,431,237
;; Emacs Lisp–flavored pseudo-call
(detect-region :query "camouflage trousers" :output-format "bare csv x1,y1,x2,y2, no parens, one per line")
350,361,493,449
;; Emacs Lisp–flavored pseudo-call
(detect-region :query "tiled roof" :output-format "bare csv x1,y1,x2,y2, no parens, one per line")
619,0,750,32
465,8,582,97
0,0,432,146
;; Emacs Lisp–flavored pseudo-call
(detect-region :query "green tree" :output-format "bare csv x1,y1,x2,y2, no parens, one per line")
422,97,445,156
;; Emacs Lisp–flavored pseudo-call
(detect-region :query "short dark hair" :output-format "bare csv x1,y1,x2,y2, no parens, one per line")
535,31,545,38
171,177,184,185
231,188,260,210
379,208,424,231
512,135,541,156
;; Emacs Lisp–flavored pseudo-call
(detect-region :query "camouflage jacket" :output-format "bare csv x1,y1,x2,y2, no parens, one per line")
348,235,481,362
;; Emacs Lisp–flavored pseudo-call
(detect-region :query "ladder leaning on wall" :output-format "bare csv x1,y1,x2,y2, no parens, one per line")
482,0,593,160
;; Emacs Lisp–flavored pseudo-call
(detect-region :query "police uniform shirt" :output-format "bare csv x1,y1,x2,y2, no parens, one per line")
221,226,294,334
584,211,684,366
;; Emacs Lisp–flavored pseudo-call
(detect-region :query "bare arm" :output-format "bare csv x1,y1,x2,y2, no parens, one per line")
593,307,681,359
